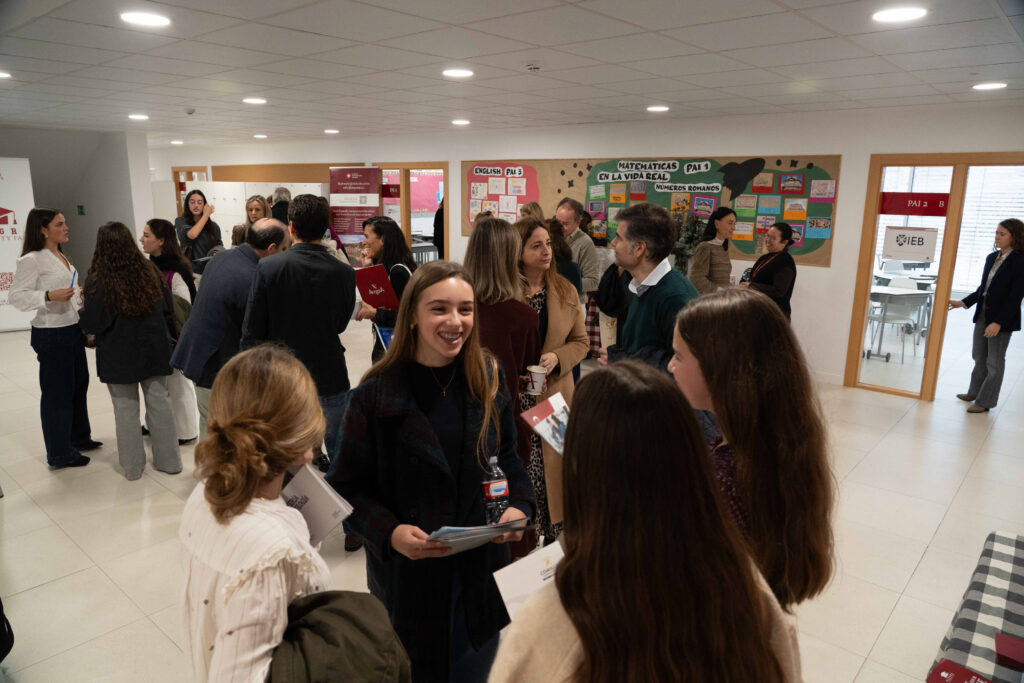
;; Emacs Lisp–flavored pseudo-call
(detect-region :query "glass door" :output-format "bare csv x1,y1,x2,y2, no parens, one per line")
856,165,953,393
936,165,1024,400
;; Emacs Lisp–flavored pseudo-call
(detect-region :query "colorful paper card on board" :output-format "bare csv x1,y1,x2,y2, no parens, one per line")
752,172,775,193
783,197,807,221
482,200,498,214
508,178,526,196
499,212,518,223
733,222,754,241
670,193,690,213
471,183,488,199
499,195,517,214
789,224,804,247
589,184,606,200
809,179,836,203
469,199,482,220
588,201,606,219
629,180,646,200
692,195,717,217
607,207,621,223
758,195,781,214
734,194,757,218
609,183,627,204
778,173,805,194
755,215,775,234
805,226,831,239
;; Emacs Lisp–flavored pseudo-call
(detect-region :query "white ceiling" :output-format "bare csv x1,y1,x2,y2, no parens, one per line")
0,0,1022,148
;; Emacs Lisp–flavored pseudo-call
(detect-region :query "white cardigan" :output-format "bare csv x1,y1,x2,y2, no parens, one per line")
489,570,803,683
179,483,332,683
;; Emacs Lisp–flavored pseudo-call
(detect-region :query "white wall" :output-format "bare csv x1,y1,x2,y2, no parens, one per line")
147,101,1024,383
0,125,152,272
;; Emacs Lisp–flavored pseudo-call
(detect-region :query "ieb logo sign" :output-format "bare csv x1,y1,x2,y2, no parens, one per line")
896,234,908,246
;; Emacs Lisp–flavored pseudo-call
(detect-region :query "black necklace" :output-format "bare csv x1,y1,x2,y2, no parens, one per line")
428,364,457,397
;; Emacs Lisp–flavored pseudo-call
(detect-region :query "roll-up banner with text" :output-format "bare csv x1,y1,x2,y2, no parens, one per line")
0,157,37,331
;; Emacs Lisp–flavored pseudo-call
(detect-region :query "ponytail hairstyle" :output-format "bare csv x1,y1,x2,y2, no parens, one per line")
675,288,835,609
194,345,325,523
364,260,501,464
147,218,193,276
557,361,785,682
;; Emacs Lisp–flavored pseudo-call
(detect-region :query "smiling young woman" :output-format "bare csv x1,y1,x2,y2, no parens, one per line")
328,260,536,682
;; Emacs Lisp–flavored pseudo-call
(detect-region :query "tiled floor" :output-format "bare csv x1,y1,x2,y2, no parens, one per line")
1,319,1023,682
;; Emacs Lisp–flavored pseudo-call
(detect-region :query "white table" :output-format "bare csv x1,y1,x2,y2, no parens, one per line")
866,286,934,362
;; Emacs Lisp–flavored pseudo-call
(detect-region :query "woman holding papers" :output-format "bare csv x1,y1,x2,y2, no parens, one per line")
180,345,332,683
515,218,588,544
330,261,535,683
10,207,99,468
670,288,834,610
490,361,801,682
356,215,417,362
465,217,542,558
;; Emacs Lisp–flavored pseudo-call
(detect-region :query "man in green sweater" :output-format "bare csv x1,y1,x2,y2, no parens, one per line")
597,203,698,372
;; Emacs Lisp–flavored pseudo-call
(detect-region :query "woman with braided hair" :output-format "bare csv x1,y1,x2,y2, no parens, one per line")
179,345,331,683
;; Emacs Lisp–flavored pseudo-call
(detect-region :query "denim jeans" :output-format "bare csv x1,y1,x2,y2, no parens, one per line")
968,317,1013,409
29,325,92,466
319,390,350,465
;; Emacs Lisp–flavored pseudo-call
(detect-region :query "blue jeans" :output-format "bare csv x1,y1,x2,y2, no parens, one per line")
319,390,349,465
30,325,92,466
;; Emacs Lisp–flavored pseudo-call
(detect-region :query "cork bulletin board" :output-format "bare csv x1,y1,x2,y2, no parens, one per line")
462,154,842,268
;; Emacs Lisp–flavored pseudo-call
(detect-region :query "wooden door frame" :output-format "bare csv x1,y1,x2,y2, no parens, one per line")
844,151,1024,400
372,161,448,257
170,165,210,216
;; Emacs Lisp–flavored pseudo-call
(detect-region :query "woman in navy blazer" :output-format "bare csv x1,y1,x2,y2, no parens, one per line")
948,218,1024,412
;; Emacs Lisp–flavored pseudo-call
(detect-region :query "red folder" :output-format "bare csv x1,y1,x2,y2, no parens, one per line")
356,265,399,310
927,659,993,683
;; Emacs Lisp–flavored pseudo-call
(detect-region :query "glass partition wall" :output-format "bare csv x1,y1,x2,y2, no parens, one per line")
846,153,1024,401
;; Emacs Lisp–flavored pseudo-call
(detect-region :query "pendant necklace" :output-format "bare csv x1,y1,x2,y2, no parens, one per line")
429,365,457,397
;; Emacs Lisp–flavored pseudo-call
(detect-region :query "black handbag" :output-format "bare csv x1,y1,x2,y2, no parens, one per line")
0,595,13,663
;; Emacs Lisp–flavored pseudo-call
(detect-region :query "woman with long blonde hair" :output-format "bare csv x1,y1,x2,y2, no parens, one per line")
329,260,535,682
180,345,330,683
231,194,270,246
514,217,587,543
669,288,835,609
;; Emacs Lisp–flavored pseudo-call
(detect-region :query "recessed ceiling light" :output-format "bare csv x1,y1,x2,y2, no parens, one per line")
120,12,171,27
646,105,670,112
452,119,470,125
973,82,1007,90
128,113,149,120
324,129,340,134
0,72,11,79
442,69,474,78
170,140,184,145
872,7,927,23
253,134,268,139
242,97,267,104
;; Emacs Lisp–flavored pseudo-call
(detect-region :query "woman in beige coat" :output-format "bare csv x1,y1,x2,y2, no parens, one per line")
514,218,588,543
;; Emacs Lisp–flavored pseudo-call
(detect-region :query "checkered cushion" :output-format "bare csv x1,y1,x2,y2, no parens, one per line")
934,531,1024,683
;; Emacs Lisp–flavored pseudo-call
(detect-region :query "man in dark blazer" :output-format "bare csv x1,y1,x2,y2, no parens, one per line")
171,219,290,435
242,194,357,466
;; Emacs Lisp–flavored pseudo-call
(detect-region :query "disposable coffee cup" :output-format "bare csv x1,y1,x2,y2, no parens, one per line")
526,365,546,395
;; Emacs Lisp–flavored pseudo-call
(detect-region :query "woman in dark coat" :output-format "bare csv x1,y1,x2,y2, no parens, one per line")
79,221,180,480
355,215,417,362
329,261,535,683
742,222,797,320
949,218,1024,412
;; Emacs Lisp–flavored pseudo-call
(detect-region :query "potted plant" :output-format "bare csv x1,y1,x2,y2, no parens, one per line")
672,213,705,276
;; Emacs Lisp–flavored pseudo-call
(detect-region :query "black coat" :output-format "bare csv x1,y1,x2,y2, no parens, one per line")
962,250,1024,332
241,242,356,396
171,244,259,388
79,280,173,384
748,250,797,320
328,363,535,682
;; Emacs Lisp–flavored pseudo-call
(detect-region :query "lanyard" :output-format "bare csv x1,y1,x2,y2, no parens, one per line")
751,252,781,281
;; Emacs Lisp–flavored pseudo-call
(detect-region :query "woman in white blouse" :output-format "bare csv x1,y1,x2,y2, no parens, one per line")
180,344,331,683
10,208,100,468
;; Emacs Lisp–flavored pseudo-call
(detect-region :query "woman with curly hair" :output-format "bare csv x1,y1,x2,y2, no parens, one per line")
79,221,180,480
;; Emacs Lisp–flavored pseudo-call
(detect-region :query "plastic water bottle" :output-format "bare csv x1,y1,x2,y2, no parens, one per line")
482,456,509,525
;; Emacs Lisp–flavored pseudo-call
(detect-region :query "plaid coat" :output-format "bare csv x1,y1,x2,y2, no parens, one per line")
328,363,535,683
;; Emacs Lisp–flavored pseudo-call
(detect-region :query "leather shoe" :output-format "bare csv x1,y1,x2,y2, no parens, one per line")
178,437,197,446
956,393,976,402
75,440,103,451
344,534,363,552
52,455,91,469
966,404,989,413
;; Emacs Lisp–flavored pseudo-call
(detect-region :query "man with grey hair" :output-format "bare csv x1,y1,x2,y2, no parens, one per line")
172,218,291,434
271,186,291,224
